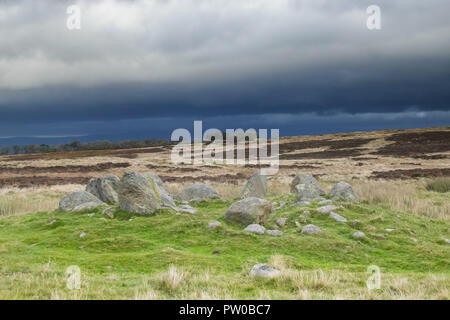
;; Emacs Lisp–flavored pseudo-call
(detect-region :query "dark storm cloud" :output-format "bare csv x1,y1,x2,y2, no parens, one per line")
0,0,449,138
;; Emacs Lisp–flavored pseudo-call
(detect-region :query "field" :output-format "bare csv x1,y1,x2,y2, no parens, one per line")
0,127,449,299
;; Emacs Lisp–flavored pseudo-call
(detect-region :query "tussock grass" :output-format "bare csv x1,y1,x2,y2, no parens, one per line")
426,178,450,193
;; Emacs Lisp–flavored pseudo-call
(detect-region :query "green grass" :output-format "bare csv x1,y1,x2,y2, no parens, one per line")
0,196,449,299
426,178,450,193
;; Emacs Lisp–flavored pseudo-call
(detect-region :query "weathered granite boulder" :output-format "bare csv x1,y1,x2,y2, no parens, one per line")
59,191,105,212
118,171,160,215
175,184,220,202
240,170,267,198
224,197,272,225
291,173,325,195
85,174,120,204
142,172,176,209
329,181,358,202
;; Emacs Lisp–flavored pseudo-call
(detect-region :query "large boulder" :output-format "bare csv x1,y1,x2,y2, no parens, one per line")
328,181,358,202
59,191,105,212
291,174,324,201
224,197,272,225
175,184,220,202
142,172,176,209
240,170,267,198
291,173,325,195
85,174,120,204
118,171,160,215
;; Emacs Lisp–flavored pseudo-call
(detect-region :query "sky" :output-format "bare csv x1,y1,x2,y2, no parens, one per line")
0,0,449,146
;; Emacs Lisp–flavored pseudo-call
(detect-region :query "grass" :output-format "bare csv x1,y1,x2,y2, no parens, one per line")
426,178,450,193
0,195,449,299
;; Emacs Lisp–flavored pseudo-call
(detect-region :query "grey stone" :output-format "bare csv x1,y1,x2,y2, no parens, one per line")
301,224,322,234
276,218,288,227
59,191,105,212
302,210,311,216
49,219,56,225
177,205,197,214
240,170,267,198
352,231,366,238
295,180,323,202
175,184,220,202
411,238,418,243
79,232,86,238
85,175,120,204
291,173,325,195
290,200,311,207
142,172,177,209
244,224,265,235
352,219,360,225
317,205,337,214
249,264,280,279
118,171,160,215
74,201,104,212
385,228,395,232
329,182,359,202
274,201,286,210
87,213,95,217
295,221,302,228
267,230,283,237
208,221,221,229
224,197,272,225
317,199,332,206
329,212,347,222
445,239,450,245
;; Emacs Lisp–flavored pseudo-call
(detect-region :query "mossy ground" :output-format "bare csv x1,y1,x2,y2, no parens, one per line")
0,195,448,299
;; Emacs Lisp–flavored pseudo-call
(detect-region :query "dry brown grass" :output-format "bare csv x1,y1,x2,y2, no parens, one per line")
0,185,82,217
353,179,450,221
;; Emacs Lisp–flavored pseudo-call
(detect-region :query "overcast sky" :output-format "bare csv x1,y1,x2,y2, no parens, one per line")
0,0,449,145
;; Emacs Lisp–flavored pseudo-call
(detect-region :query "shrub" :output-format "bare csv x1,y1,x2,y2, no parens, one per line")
426,178,450,193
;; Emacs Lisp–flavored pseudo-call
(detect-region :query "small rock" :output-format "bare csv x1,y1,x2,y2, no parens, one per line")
87,213,95,217
249,264,281,279
274,201,286,210
385,228,395,232
177,205,197,214
352,231,366,238
317,199,332,206
79,232,87,238
302,210,311,216
352,219,360,225
276,218,288,227
301,224,322,234
445,239,450,245
411,238,418,243
208,221,221,229
102,206,115,219
49,219,56,225
317,205,337,214
267,230,283,237
244,224,265,235
329,212,347,222
295,221,302,228
291,200,311,207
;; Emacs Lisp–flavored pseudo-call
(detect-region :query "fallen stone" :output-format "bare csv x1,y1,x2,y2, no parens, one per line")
208,221,221,229
249,264,281,279
329,181,358,202
240,170,267,198
244,224,265,235
177,205,197,214
317,199,332,206
59,191,105,212
301,224,322,234
276,218,288,227
317,205,337,214
329,212,347,222
176,184,220,202
74,201,103,212
224,197,272,225
352,231,366,238
267,230,283,237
